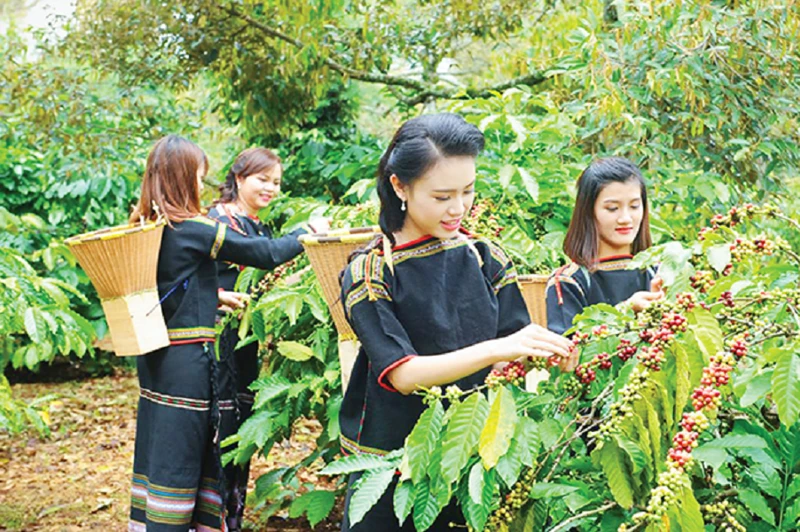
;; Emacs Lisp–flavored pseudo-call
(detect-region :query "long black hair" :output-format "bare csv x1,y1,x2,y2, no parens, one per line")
563,157,652,268
377,113,485,245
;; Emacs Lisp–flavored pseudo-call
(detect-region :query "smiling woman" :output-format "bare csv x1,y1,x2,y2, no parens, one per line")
545,157,664,336
337,113,577,531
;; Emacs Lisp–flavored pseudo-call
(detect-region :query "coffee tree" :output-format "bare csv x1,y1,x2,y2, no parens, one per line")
323,204,800,531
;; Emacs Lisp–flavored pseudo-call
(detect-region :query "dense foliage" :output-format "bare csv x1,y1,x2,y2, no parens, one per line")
2,1,800,530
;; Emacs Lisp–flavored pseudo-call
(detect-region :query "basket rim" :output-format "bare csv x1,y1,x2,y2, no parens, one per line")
299,225,380,245
65,220,167,246
518,273,551,282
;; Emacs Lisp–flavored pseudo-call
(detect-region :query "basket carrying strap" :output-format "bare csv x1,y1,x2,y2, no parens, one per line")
145,277,190,317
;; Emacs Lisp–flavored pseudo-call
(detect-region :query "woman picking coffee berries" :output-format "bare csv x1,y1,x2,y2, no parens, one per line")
546,157,664,335
338,113,578,531
207,147,328,531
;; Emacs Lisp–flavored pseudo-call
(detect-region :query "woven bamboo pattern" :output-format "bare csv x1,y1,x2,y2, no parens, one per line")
299,226,380,338
518,274,549,327
66,221,169,356
65,221,166,299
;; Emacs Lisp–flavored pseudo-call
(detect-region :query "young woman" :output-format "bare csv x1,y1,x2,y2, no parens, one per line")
339,113,577,530
128,136,318,532
207,147,317,532
546,157,663,335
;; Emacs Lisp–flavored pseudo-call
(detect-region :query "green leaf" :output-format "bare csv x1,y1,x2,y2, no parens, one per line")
413,479,442,531
276,340,314,362
673,343,691,419
528,483,578,499
440,392,489,484
517,167,539,203
595,442,634,509
405,400,444,484
320,453,395,475
739,370,774,407
251,376,292,409
687,307,723,361
468,462,484,505
738,488,775,525
238,410,274,449
24,307,46,343
349,469,395,526
772,350,800,426
706,244,732,273
783,497,800,528
615,435,648,475
749,463,781,499
675,486,704,531
289,490,336,527
394,480,414,527
479,386,517,469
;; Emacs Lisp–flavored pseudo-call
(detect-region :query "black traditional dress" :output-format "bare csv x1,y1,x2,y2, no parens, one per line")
129,216,304,532
545,254,657,335
339,232,530,531
207,204,305,532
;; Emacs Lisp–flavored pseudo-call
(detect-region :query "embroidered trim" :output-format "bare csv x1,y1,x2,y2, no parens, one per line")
340,434,390,457
547,263,585,305
210,223,226,260
595,257,634,271
196,477,224,521
186,216,217,227
377,354,416,392
168,327,216,342
344,284,391,316
131,473,196,526
140,388,210,412
391,238,469,265
493,267,518,294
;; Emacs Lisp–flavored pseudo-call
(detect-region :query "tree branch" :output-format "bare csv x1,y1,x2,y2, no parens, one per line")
220,3,557,105
548,501,617,532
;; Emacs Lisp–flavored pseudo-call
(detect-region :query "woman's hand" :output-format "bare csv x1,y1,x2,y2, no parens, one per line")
308,218,331,233
218,290,250,314
627,289,663,312
493,323,575,367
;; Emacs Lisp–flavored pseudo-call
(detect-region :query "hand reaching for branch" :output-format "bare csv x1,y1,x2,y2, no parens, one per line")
218,290,250,314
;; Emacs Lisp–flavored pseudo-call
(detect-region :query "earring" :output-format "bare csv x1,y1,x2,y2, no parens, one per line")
401,200,406,212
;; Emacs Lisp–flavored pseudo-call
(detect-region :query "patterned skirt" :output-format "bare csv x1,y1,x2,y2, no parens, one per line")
129,342,226,532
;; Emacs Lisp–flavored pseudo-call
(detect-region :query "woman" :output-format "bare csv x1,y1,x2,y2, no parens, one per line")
339,113,577,530
128,136,319,532
546,157,663,335
207,147,317,531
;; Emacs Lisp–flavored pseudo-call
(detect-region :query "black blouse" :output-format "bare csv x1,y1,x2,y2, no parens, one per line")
339,233,530,456
157,216,304,344
206,204,305,292
545,255,656,335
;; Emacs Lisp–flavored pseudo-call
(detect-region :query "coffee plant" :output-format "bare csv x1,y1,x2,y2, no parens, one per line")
320,204,800,531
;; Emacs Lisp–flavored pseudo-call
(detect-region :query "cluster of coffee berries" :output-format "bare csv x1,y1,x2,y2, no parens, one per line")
633,468,690,524
680,411,710,433
254,259,297,297
729,235,779,262
661,311,688,333
727,333,749,359
593,367,651,439
690,270,715,293
676,292,697,311
486,360,527,388
718,291,735,308
702,500,745,532
574,363,597,385
700,361,733,387
691,386,722,411
463,199,505,238
613,339,636,362
486,468,535,530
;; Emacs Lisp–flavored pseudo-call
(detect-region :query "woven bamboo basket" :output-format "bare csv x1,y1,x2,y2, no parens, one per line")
65,221,169,356
299,227,381,391
518,274,549,327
